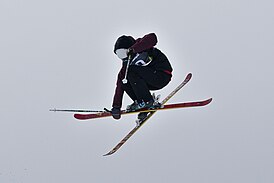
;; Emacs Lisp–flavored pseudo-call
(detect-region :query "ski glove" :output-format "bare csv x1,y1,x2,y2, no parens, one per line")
111,107,121,120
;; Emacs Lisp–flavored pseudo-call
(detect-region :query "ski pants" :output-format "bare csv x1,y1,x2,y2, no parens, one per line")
121,65,171,102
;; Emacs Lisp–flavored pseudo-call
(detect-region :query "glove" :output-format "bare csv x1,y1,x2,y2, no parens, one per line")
111,107,121,120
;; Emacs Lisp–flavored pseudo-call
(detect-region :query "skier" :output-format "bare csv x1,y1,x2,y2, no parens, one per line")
111,33,173,120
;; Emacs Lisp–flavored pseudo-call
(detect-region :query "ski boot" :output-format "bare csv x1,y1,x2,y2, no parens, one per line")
126,99,162,112
134,94,162,126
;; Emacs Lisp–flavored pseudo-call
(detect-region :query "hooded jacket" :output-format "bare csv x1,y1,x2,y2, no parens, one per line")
112,33,173,108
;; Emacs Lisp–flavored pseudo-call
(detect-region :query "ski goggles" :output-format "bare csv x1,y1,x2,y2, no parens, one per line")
115,48,128,60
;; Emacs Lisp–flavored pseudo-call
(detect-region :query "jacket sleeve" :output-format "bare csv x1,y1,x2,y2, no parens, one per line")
112,66,126,108
130,33,158,53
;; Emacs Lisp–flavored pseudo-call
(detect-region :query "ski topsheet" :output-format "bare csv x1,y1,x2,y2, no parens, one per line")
103,73,194,156
74,98,212,120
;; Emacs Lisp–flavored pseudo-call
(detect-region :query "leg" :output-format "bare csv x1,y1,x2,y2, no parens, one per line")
127,68,153,102
127,66,171,102
121,82,138,101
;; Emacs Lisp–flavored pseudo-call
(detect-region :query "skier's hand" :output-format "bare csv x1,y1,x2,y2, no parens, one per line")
111,107,121,120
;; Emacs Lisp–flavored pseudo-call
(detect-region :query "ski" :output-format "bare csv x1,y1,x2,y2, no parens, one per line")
103,73,193,156
74,98,212,120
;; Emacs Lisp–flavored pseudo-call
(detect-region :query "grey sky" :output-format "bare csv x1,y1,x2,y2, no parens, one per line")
0,0,273,182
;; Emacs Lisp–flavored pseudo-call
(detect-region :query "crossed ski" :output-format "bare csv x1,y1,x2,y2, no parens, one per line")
50,73,213,156
103,73,211,156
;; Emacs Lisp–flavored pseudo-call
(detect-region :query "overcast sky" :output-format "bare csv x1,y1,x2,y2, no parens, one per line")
1,0,273,182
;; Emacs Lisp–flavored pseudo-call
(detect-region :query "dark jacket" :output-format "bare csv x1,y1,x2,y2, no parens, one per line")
112,33,173,108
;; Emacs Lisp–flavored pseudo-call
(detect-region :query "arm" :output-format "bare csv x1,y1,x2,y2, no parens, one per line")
130,33,158,53
112,66,126,108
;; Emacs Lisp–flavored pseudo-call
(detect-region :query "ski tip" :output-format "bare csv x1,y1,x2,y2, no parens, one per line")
74,113,87,120
103,151,114,156
74,114,80,119
187,73,192,79
203,98,213,105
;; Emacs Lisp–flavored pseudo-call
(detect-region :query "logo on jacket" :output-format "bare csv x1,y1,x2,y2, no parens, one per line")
131,52,152,66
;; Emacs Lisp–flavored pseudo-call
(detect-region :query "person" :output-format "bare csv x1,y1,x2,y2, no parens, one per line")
111,33,173,120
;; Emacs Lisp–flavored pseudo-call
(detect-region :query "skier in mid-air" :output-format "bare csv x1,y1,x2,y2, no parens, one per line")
111,33,173,120
49,32,212,155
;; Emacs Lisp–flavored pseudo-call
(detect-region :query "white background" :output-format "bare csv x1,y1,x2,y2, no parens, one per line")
1,0,273,182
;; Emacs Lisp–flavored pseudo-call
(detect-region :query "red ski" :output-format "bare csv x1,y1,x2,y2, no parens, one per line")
74,98,212,120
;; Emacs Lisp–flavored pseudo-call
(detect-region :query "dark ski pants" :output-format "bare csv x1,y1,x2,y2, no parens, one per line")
122,66,171,102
